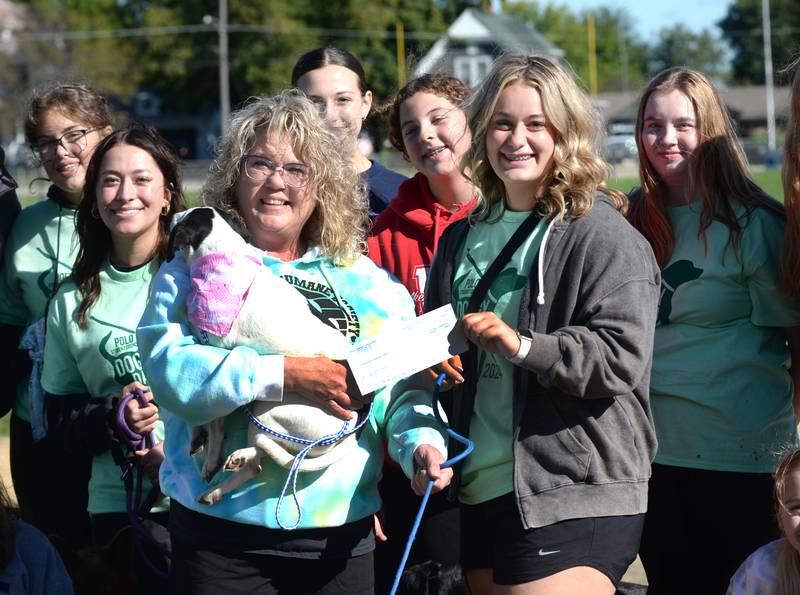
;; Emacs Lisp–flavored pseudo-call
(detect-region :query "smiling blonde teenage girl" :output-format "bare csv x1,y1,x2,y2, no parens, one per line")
425,54,659,595
0,83,112,546
292,47,406,217
629,67,800,595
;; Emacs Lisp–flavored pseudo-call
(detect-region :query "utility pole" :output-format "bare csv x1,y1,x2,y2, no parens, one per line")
587,13,597,97
762,0,776,165
219,0,230,136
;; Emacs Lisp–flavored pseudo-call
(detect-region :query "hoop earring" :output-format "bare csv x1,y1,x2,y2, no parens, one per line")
91,203,100,219
161,203,170,216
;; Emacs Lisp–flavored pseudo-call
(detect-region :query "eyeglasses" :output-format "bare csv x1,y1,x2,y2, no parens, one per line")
241,155,312,188
31,127,102,160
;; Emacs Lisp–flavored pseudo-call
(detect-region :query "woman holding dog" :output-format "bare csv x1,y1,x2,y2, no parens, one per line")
41,122,185,593
137,89,450,594
0,83,112,545
630,68,800,594
292,46,406,217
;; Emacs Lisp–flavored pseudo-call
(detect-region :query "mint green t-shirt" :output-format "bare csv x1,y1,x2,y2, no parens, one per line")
652,203,800,472
452,209,546,504
42,259,167,514
0,197,80,421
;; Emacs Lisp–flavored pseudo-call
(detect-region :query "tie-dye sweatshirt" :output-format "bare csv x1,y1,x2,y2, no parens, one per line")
137,248,447,530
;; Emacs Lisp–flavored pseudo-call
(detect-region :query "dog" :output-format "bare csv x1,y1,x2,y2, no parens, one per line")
168,207,359,506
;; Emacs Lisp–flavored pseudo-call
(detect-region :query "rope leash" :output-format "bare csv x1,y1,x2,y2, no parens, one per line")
244,401,373,530
389,374,474,595
117,388,170,577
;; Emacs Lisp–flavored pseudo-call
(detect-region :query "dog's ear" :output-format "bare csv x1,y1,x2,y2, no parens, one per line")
213,207,251,244
167,208,214,261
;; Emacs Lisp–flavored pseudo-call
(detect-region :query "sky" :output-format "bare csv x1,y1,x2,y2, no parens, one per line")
560,0,732,40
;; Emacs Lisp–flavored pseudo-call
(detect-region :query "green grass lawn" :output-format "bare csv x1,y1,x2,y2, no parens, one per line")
607,168,785,202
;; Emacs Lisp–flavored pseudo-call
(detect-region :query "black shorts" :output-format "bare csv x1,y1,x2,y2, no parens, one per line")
460,492,643,586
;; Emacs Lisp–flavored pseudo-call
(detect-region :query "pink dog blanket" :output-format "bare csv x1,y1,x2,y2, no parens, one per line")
188,251,264,337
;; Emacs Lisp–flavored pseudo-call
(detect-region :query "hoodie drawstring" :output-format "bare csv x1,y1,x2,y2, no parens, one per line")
536,217,558,306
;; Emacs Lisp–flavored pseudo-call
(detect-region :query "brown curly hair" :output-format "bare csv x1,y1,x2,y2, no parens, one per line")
384,74,470,160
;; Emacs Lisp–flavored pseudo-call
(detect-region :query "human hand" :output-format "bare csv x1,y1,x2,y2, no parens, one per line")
411,445,452,496
429,355,464,391
121,382,159,435
284,356,356,420
460,312,520,358
135,442,165,488
373,509,388,542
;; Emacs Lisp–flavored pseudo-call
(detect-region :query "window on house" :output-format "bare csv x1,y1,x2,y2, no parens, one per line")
453,55,493,87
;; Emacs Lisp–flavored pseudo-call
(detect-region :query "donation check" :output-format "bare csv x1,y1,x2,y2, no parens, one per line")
348,305,468,395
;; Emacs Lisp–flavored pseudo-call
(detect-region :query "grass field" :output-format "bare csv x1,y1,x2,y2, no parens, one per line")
607,167,785,201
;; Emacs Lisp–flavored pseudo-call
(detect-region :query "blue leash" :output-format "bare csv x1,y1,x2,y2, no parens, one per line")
245,402,373,530
389,374,474,595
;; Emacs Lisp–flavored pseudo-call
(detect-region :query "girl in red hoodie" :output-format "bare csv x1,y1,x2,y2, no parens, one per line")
369,74,475,593
369,74,476,316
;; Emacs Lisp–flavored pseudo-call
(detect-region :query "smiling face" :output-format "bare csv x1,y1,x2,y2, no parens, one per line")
641,89,700,195
234,128,317,259
295,65,371,147
35,109,109,203
399,91,471,183
778,469,800,555
485,83,556,211
96,143,169,257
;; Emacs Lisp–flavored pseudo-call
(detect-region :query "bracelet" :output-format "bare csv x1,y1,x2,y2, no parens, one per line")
507,331,533,365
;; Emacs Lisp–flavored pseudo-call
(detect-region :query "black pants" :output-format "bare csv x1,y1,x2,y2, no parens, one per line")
169,533,374,595
373,463,461,593
10,413,91,547
639,463,778,595
92,511,170,595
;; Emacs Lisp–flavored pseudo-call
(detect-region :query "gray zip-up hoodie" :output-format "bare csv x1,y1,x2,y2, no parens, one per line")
425,196,660,529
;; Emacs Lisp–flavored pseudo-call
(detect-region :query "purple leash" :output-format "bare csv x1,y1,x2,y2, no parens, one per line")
116,388,170,576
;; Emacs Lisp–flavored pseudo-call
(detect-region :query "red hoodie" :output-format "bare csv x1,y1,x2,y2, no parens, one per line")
368,173,475,315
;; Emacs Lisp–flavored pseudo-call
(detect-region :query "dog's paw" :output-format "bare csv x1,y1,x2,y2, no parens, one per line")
200,461,220,482
197,488,222,506
224,453,247,472
189,428,207,455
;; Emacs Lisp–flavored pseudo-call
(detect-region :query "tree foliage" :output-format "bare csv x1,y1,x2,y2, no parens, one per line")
719,0,800,84
649,24,728,81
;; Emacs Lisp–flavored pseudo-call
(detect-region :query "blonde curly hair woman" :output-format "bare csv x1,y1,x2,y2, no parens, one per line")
137,89,451,594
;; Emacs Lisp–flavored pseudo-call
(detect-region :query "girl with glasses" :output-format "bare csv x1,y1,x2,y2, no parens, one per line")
292,47,406,218
0,83,112,547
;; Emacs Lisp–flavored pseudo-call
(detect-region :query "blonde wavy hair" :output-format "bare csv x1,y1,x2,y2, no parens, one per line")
782,57,800,297
461,54,625,221
201,89,367,264
629,68,779,267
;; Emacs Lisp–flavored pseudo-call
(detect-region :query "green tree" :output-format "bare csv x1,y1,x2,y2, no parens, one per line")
504,1,649,93
649,24,728,80
719,0,800,84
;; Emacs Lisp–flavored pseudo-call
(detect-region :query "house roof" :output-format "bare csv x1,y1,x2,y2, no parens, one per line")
595,85,792,125
449,8,563,56
415,8,563,78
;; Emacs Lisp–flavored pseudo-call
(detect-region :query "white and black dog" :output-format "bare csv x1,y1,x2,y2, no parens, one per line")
168,206,360,506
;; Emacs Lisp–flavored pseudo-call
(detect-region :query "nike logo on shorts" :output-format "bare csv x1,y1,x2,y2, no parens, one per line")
538,548,560,556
